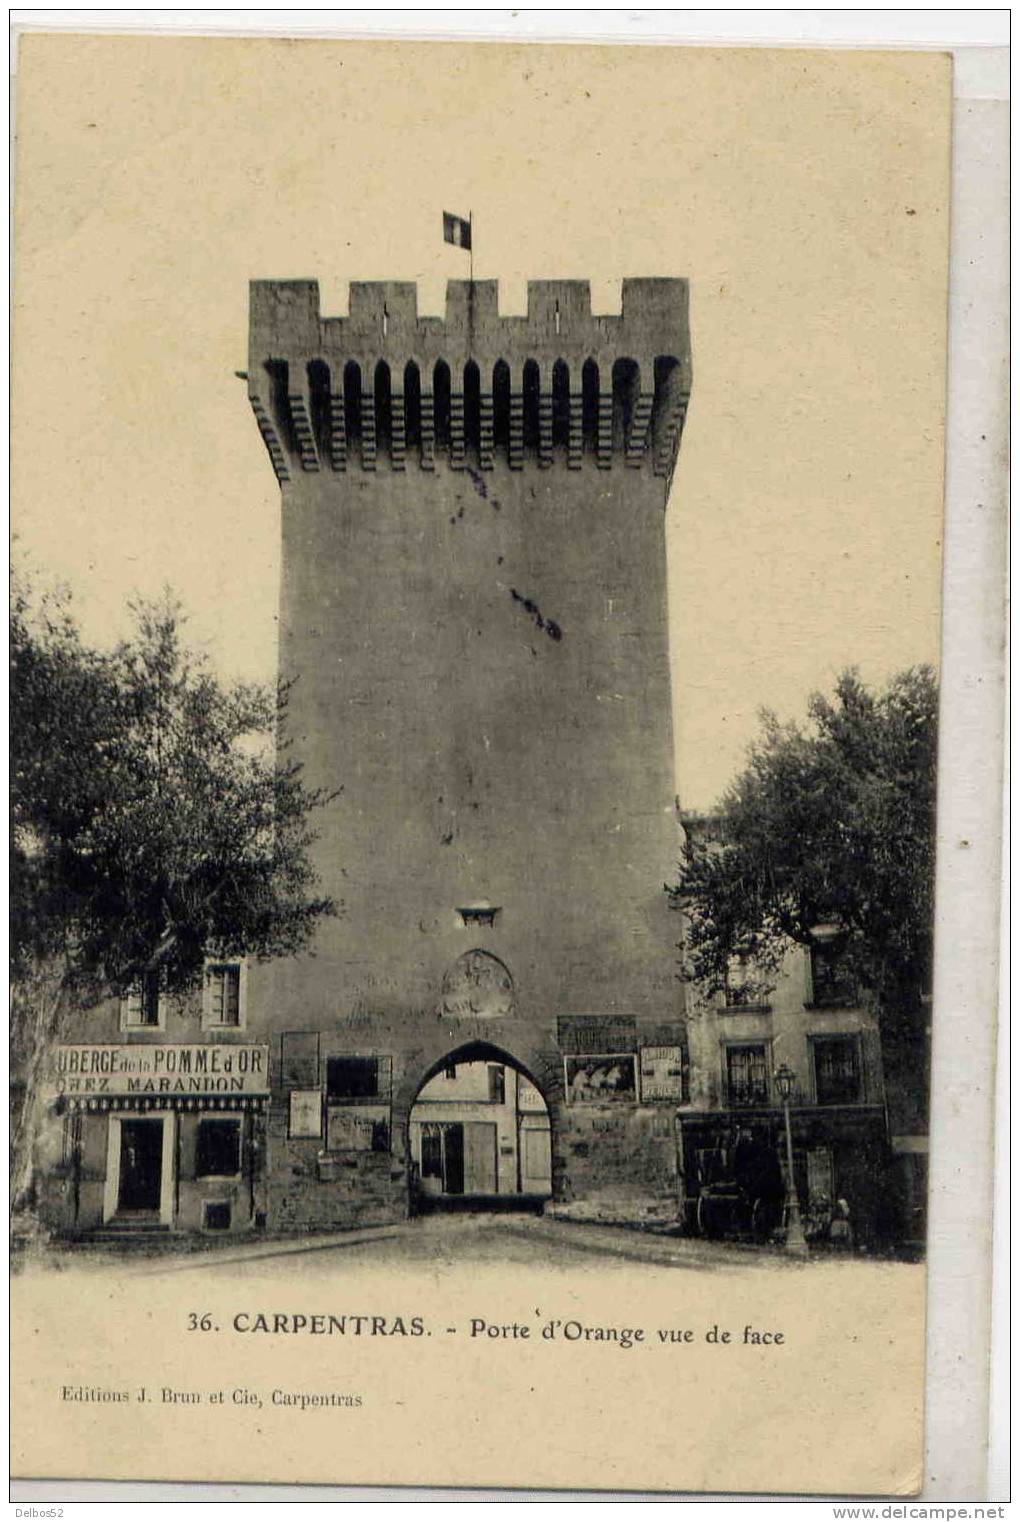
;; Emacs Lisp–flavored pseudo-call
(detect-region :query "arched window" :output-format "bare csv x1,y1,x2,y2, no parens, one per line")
552,359,571,450
433,360,451,454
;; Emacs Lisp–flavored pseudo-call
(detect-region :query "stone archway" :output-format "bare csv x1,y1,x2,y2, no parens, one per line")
403,1040,555,1214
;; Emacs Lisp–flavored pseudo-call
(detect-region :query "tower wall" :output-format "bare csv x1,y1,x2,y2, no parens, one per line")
248,278,693,1229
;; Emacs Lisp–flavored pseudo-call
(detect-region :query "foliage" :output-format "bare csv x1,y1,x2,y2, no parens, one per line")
11,576,337,1003
671,667,938,1022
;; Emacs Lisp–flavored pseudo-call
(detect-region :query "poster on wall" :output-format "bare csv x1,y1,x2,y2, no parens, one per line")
564,1053,637,1104
326,1104,390,1153
639,1045,688,1102
288,1088,322,1139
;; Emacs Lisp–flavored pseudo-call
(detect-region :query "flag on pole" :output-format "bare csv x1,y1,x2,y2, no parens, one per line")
443,211,472,250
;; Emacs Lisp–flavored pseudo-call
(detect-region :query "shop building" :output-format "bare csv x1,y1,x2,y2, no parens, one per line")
678,926,894,1249
37,965,269,1238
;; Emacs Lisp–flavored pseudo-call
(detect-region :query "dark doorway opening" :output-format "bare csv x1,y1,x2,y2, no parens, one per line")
117,1119,163,1212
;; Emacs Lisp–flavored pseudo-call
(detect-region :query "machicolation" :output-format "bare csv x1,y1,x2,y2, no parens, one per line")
248,278,692,483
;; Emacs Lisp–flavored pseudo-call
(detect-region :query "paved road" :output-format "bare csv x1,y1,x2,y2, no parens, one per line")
160,1211,791,1278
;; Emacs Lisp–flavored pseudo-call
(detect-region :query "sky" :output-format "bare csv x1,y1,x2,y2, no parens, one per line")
12,35,950,809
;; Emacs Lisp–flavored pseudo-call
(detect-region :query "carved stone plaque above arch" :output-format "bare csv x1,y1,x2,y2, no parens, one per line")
439,950,515,1020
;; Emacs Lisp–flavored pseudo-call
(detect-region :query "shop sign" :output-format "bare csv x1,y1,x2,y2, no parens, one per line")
47,1044,270,1098
557,1015,637,1055
639,1045,687,1101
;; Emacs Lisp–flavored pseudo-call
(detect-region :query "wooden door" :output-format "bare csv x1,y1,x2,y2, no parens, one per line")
464,1122,498,1193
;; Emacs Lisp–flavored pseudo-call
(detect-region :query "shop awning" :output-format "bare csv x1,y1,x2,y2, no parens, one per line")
59,1093,268,1114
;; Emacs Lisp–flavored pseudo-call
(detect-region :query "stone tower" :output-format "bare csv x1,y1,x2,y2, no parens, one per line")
248,276,693,1229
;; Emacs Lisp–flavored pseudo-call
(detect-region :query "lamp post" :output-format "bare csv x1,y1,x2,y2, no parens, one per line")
774,1063,809,1258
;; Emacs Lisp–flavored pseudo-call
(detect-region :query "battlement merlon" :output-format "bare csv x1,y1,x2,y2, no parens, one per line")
247,277,692,483
249,278,690,379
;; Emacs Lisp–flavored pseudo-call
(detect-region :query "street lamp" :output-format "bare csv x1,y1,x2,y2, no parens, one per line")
774,1063,809,1258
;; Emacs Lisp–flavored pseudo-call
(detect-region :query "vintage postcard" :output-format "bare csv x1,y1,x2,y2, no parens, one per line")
11,33,957,1496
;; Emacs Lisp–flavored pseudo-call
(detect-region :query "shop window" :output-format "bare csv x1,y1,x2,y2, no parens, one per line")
812,1035,863,1106
488,1065,506,1104
203,959,245,1029
327,1056,379,1100
203,1201,231,1231
120,971,163,1030
195,1118,241,1177
809,943,857,1008
725,1044,769,1108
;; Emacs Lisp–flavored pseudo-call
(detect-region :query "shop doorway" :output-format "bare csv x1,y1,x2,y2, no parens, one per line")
117,1118,163,1212
408,1045,552,1212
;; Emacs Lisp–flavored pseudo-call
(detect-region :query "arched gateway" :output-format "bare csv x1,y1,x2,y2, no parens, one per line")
406,1042,553,1210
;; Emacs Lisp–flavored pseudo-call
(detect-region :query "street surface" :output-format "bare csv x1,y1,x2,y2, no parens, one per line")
153,1211,809,1279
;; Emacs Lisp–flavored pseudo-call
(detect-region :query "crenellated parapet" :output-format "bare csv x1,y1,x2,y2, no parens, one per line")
248,278,692,486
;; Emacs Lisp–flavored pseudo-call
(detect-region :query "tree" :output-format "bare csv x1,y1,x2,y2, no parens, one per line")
10,577,337,1195
670,667,938,1124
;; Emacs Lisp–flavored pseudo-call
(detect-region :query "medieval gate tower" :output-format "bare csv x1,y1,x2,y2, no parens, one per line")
247,276,692,1230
